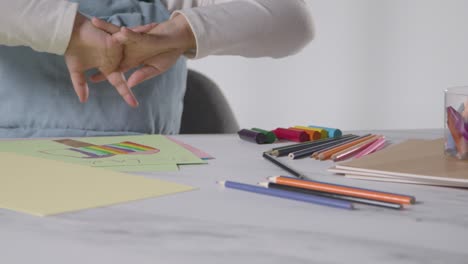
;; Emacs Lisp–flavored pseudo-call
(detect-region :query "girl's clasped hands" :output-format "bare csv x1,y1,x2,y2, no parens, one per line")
65,13,195,107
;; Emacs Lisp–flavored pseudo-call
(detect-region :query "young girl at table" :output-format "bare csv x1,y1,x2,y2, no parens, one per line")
0,0,313,137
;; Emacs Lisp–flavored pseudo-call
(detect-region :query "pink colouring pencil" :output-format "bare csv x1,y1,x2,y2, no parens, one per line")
370,140,388,153
353,137,386,159
332,136,379,161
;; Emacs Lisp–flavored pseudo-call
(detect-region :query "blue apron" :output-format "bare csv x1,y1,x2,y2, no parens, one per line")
0,0,187,138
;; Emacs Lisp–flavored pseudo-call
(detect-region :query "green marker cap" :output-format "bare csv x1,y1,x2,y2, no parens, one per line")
251,128,277,143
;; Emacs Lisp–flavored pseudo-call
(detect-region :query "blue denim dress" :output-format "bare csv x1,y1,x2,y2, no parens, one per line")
0,0,187,137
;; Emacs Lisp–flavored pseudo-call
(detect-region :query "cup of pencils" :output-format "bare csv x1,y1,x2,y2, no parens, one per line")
444,86,468,159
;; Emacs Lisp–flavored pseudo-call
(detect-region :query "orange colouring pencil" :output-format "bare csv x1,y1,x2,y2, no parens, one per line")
311,134,371,159
268,176,415,205
316,134,376,160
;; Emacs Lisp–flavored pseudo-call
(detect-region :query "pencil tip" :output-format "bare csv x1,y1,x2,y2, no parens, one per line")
267,176,278,182
217,180,226,186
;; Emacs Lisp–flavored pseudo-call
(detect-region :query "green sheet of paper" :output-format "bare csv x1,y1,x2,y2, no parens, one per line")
0,152,195,216
0,135,205,172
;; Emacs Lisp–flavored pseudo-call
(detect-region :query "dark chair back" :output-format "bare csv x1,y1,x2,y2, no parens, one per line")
180,70,239,134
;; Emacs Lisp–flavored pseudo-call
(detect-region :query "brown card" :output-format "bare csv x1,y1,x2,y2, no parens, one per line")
336,138,468,181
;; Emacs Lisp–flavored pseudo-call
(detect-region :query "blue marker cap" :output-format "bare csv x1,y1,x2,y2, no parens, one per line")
308,125,342,138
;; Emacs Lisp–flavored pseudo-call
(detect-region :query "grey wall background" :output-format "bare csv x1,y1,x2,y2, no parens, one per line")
188,0,468,131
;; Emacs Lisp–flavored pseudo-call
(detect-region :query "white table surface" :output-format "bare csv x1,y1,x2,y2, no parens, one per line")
1,129,467,264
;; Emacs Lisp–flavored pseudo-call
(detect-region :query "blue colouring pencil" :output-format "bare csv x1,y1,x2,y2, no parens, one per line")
218,180,354,210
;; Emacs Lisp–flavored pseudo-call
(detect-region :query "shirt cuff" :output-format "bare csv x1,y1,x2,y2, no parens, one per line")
48,1,78,55
171,9,207,60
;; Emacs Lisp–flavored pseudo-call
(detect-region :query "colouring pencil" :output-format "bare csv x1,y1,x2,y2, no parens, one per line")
447,107,465,157
373,141,387,152
288,135,360,159
332,143,372,162
311,134,371,159
218,180,354,210
353,137,386,159
260,182,404,210
268,135,355,157
270,137,338,151
331,135,380,161
315,134,375,160
267,176,415,205
262,152,310,180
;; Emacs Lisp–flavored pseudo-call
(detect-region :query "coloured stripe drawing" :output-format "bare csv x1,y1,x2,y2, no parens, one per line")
40,139,160,159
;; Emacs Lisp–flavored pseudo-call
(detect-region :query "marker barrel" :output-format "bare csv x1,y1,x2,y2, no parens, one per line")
289,127,321,140
251,128,277,143
273,128,310,142
294,126,328,139
238,129,267,144
308,125,342,138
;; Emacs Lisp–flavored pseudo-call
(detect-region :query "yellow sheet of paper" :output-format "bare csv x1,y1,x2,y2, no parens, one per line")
0,153,195,216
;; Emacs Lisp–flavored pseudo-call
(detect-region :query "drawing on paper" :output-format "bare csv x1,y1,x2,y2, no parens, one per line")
39,139,160,159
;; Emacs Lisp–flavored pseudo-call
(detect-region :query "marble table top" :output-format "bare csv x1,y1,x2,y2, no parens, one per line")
1,129,467,264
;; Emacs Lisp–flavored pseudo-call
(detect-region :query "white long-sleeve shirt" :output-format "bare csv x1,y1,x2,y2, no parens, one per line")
0,0,314,59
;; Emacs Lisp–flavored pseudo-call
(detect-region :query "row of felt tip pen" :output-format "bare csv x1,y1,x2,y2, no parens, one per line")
265,133,388,161
237,125,343,144
218,176,416,210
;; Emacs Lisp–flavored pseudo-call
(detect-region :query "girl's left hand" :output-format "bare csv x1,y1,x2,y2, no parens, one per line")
90,14,196,88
